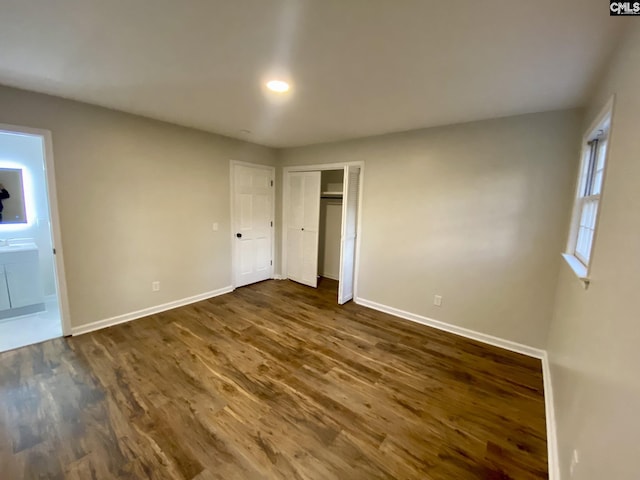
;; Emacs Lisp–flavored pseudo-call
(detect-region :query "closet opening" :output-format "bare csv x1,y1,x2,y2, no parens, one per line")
318,170,344,284
282,162,362,305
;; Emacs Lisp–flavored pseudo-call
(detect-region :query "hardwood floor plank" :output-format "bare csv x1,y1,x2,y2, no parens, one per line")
0,278,548,479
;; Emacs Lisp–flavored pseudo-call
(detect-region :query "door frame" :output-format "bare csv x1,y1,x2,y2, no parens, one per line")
229,160,276,289
281,161,364,299
0,123,72,336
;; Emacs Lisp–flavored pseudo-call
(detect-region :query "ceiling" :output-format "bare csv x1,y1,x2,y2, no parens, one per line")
0,1,625,147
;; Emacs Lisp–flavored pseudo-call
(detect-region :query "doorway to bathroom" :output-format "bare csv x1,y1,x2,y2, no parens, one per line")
0,125,70,353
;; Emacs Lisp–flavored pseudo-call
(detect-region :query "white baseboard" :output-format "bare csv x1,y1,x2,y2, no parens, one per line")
354,297,545,359
71,285,234,336
542,352,560,480
272,274,286,280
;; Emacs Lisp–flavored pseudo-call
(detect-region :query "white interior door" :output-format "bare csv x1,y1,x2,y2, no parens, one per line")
338,166,360,304
286,171,321,287
233,164,274,288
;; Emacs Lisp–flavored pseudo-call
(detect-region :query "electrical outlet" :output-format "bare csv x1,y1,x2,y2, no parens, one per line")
212,222,219,231
570,449,579,476
152,281,160,292
434,295,443,307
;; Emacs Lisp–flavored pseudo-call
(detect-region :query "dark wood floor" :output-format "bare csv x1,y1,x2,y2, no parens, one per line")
0,279,548,479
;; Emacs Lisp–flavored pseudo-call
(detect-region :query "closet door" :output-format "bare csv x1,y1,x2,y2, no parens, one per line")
338,166,360,304
286,171,321,287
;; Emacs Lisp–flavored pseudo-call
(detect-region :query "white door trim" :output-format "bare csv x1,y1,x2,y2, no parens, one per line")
281,161,364,299
230,160,276,289
0,122,72,336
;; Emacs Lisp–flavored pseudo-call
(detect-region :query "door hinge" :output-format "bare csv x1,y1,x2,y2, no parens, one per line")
270,221,273,227
270,180,274,187
53,248,56,255
270,260,273,266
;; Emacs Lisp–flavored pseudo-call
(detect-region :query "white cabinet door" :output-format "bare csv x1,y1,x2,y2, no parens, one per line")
338,166,360,304
233,164,274,288
5,261,44,308
286,171,321,288
0,267,10,311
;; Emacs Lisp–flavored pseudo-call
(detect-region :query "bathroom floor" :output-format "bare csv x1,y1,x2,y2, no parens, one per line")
0,296,62,352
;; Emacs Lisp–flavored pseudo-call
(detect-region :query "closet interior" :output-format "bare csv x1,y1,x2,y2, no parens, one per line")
318,170,344,282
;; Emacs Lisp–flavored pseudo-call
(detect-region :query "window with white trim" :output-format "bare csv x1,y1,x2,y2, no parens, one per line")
565,103,612,279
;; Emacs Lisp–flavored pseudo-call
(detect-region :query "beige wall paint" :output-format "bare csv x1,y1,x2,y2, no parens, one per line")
0,85,276,329
278,110,581,348
547,27,640,480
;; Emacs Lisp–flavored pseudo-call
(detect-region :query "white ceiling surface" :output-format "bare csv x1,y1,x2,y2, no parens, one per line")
0,1,624,147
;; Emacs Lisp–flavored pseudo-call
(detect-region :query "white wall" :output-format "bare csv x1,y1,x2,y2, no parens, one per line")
547,27,640,480
0,85,276,329
0,132,56,296
278,110,581,348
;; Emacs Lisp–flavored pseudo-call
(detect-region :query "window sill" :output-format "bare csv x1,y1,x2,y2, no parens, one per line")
561,253,590,288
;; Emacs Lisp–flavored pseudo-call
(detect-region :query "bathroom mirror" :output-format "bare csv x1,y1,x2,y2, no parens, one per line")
0,168,27,224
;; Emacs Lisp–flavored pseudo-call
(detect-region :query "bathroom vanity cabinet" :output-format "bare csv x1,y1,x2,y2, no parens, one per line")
0,243,45,318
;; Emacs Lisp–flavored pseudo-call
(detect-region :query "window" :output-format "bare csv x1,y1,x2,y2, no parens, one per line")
564,99,613,281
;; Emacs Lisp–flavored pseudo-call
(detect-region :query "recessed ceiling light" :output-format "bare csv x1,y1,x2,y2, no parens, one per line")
266,80,290,93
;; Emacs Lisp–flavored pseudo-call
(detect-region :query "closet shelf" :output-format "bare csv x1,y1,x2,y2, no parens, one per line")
321,191,343,198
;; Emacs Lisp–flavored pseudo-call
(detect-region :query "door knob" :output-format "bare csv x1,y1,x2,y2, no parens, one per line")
236,233,242,238
301,228,304,231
